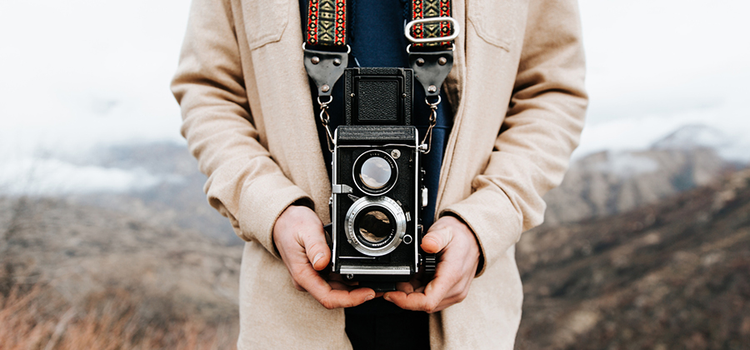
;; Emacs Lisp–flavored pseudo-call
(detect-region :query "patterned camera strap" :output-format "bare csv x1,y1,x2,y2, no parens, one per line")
303,0,456,153
305,0,455,50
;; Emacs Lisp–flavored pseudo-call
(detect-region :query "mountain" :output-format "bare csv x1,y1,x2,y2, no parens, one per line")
543,125,741,226
651,124,733,151
515,168,750,349
68,142,240,245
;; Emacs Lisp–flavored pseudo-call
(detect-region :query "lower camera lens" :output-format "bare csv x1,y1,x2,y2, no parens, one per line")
357,209,394,244
344,196,407,256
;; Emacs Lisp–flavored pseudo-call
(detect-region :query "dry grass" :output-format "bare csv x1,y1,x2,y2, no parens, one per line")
0,283,238,350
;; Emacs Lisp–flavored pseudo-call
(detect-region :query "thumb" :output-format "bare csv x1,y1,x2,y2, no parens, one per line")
300,226,331,271
421,226,453,254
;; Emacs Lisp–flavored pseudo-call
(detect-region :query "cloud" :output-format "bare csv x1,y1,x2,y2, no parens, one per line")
575,0,750,159
0,157,177,195
0,0,189,154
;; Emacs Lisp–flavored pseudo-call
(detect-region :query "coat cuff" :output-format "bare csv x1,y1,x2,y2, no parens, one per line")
439,188,522,277
236,174,314,260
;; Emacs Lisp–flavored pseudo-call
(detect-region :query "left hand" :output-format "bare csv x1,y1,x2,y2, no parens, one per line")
384,215,480,313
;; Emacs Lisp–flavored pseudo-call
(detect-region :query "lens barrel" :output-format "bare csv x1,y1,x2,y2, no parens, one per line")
344,196,407,256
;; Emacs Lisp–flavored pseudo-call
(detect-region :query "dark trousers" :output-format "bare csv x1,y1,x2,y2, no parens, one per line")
345,298,430,350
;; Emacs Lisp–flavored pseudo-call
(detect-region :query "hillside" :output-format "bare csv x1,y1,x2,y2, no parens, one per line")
0,196,242,348
543,125,741,226
515,169,750,349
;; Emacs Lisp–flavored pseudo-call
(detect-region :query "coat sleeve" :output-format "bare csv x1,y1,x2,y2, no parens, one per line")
440,0,588,275
171,0,312,258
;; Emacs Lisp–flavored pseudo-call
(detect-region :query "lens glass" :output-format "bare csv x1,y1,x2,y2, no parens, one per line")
357,209,394,244
359,156,392,190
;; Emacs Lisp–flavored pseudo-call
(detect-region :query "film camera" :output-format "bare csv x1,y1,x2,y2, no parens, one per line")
329,67,434,292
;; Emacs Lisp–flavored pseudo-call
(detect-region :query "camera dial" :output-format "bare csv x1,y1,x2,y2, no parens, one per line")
345,196,407,256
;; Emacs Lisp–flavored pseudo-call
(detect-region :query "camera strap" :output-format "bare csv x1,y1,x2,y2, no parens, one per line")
303,0,459,154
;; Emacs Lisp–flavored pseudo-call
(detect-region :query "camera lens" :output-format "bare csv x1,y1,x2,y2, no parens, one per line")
359,157,392,190
357,209,394,244
345,196,407,256
352,150,398,196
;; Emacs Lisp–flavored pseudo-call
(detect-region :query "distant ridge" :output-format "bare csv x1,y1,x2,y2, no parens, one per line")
543,124,743,225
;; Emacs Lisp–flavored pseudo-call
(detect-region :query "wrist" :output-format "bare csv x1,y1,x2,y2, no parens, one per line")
439,212,483,276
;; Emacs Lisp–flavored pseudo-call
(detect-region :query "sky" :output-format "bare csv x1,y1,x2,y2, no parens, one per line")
0,0,749,193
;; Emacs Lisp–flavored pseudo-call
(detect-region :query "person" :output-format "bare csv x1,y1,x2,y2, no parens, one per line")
171,0,587,348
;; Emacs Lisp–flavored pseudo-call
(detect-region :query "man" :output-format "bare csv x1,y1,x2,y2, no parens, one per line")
171,0,587,348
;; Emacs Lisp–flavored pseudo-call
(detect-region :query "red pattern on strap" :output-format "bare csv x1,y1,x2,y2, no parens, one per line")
305,0,453,48
307,0,320,45
411,0,453,48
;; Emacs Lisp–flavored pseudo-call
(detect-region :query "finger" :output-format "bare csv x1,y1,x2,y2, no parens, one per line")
421,226,454,254
327,274,360,288
385,274,455,313
394,274,423,294
295,266,375,309
298,227,331,271
395,281,415,294
328,280,354,291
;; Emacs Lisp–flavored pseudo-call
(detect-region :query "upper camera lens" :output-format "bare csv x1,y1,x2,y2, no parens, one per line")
357,209,394,244
352,150,398,195
359,157,392,190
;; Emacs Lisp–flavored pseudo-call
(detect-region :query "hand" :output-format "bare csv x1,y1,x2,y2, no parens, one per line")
384,215,480,313
273,205,375,309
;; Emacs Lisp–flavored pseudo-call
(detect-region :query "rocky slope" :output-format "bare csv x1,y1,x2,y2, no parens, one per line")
0,196,242,323
515,169,750,349
543,125,738,225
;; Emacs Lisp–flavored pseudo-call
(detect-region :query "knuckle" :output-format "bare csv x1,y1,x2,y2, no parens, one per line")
293,281,304,291
424,300,440,313
320,298,335,310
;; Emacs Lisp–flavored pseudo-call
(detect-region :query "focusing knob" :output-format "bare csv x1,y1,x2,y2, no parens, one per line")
423,254,437,274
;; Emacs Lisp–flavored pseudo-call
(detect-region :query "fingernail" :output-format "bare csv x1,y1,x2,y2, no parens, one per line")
366,294,374,301
383,294,391,302
312,253,323,267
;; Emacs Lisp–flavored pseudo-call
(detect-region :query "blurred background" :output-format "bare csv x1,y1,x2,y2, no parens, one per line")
1,0,748,349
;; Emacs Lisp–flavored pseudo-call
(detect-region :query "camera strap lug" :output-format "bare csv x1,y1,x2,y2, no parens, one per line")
303,44,350,98
407,47,454,100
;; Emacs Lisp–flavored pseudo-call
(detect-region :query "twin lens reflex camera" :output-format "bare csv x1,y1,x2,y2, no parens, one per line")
328,67,434,291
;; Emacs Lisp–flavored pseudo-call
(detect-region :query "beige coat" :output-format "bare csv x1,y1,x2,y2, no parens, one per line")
172,0,587,348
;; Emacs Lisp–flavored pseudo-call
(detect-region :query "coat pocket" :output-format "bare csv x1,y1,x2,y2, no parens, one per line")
240,0,291,50
467,0,526,51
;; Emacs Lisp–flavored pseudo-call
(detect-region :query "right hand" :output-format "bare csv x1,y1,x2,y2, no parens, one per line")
273,205,375,309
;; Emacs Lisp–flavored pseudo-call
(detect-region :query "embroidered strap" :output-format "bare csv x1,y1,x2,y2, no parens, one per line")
306,0,348,48
303,0,458,153
305,0,455,49
409,0,454,49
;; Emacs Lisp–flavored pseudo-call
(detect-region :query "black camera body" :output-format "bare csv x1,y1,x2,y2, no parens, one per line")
330,68,428,291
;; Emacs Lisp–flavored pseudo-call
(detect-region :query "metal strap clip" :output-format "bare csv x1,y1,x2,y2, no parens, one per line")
404,17,460,44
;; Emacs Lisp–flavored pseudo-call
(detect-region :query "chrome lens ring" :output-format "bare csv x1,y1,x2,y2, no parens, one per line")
344,196,407,257
352,150,398,196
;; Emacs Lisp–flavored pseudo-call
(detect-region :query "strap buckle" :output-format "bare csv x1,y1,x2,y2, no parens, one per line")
404,17,460,44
